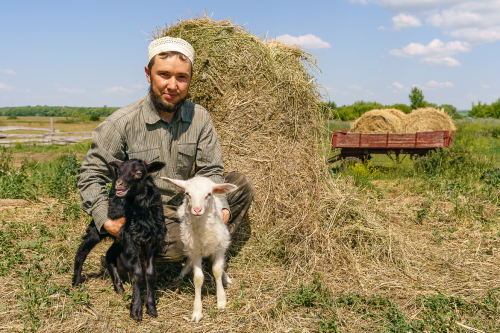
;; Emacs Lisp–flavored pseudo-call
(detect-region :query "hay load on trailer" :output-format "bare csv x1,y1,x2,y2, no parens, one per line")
350,109,407,134
349,107,455,134
404,107,456,133
154,15,382,274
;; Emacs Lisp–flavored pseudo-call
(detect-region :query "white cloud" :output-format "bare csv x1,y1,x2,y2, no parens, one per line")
389,39,469,66
392,14,422,30
0,82,13,90
378,26,388,30
347,84,363,90
420,57,461,66
379,0,471,12
59,88,85,93
366,89,375,96
481,84,491,88
426,1,500,44
0,69,16,75
393,82,404,89
427,80,455,88
105,86,132,93
389,39,471,58
275,34,331,49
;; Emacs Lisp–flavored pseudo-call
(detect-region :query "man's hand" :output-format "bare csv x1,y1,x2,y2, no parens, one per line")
103,217,126,237
222,209,230,225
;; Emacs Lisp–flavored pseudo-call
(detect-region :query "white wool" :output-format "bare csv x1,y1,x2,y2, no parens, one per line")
177,177,231,258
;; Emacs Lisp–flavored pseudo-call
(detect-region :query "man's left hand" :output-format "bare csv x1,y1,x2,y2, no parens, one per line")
222,209,230,225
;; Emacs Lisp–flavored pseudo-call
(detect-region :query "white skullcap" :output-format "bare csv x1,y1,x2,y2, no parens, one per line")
148,37,195,64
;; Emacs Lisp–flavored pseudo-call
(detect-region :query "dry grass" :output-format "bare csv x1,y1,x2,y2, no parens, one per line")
350,109,407,134
405,107,456,133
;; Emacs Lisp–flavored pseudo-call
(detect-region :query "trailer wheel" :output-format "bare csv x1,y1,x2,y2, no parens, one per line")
340,157,362,171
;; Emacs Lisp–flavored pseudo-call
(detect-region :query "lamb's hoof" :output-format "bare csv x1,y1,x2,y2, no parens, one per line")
217,301,227,309
146,303,158,318
130,305,143,321
222,275,232,288
191,312,203,323
72,279,80,287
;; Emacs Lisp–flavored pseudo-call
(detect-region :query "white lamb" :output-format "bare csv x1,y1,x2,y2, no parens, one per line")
161,176,238,323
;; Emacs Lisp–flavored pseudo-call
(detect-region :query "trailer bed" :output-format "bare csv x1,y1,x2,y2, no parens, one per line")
330,129,454,163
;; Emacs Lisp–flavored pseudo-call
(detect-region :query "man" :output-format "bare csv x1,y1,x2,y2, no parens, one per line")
77,37,254,264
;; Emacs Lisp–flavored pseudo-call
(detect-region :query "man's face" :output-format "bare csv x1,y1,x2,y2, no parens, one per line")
145,55,192,111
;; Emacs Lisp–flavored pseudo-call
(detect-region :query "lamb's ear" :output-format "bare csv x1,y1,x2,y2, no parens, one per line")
161,177,187,189
213,183,238,194
109,161,122,170
147,161,166,174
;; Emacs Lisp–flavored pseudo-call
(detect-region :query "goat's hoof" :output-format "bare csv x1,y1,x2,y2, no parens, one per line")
130,306,143,321
72,277,80,287
114,285,125,294
191,312,203,323
146,304,158,317
217,301,226,309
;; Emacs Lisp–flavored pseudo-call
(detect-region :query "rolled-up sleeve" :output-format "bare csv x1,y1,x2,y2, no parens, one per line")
194,118,230,212
77,121,126,233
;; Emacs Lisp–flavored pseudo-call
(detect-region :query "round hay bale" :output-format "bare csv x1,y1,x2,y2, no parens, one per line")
404,107,456,133
350,109,407,133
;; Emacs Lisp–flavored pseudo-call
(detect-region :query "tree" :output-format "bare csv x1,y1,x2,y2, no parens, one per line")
409,87,426,110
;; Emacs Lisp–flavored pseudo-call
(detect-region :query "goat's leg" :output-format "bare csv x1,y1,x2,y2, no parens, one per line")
212,250,227,309
191,255,204,323
105,242,125,294
72,221,108,286
145,244,158,318
128,252,144,321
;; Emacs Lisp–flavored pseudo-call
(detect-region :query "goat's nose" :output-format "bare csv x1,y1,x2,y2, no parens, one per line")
193,207,202,214
116,179,123,186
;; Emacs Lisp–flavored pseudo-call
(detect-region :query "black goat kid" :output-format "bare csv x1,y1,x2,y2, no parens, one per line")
72,159,166,321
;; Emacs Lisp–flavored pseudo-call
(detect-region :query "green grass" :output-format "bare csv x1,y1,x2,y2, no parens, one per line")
280,275,500,332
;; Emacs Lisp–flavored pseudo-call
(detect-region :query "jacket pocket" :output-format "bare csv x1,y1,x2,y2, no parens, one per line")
177,142,196,176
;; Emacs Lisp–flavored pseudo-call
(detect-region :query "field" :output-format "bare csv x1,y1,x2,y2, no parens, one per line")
0,117,500,332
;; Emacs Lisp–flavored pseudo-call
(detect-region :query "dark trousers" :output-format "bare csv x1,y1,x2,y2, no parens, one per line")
155,172,254,262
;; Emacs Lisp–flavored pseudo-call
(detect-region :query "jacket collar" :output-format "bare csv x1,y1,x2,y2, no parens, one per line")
143,94,193,125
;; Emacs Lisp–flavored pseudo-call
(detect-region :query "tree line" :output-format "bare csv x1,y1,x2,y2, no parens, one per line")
322,87,498,121
0,105,119,120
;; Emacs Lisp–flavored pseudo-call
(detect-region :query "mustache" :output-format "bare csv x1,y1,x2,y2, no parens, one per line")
149,85,185,113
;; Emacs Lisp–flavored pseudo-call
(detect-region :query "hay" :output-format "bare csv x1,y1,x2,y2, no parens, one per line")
153,15,392,273
350,107,456,134
350,109,407,133
404,107,456,133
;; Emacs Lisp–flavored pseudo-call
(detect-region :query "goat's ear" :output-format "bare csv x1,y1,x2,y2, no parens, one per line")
213,183,238,194
109,161,122,170
161,177,187,189
147,161,166,175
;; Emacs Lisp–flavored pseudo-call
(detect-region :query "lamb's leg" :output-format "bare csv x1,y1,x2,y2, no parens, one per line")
212,250,227,309
176,257,192,281
145,244,158,318
127,250,144,321
105,242,125,294
72,221,108,286
191,255,204,323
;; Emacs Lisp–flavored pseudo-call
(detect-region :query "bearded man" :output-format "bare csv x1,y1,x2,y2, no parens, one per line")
77,37,254,267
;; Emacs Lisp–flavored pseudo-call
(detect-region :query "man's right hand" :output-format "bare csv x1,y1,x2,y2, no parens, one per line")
103,217,126,237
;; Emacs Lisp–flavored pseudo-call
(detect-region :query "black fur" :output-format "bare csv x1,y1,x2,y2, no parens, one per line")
72,159,166,321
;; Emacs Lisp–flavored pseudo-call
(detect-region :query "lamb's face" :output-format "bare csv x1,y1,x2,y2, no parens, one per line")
183,177,215,217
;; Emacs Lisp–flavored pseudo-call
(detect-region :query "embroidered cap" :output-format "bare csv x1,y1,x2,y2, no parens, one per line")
148,37,195,64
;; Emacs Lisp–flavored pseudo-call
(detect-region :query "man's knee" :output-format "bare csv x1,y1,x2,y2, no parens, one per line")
224,172,254,200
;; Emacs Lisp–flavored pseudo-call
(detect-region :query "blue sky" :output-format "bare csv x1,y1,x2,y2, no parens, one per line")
1,0,499,110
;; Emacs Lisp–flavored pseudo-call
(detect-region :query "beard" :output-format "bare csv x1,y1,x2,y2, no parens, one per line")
149,84,186,114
